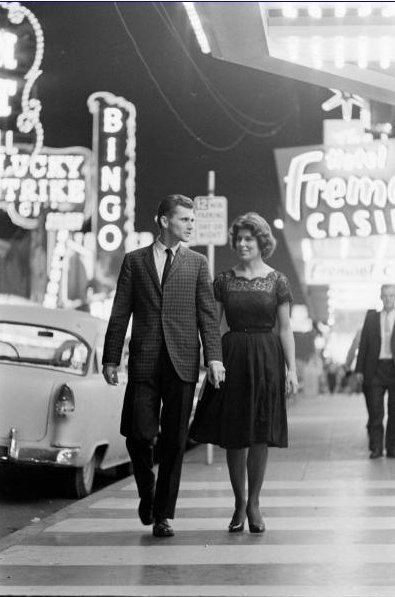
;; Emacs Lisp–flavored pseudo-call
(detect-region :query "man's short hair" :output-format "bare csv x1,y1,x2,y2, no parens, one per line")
381,284,395,293
156,194,194,228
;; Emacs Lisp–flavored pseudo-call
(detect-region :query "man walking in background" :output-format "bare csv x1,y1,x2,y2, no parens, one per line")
102,194,224,537
355,284,395,459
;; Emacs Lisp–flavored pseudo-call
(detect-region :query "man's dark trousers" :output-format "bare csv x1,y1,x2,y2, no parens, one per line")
363,359,395,453
124,343,195,521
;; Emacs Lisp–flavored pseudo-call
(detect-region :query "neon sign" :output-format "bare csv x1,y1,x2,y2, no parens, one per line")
88,91,136,255
0,5,87,232
0,2,45,156
0,28,18,118
0,146,92,230
43,229,68,308
278,140,395,239
305,259,395,285
0,29,17,69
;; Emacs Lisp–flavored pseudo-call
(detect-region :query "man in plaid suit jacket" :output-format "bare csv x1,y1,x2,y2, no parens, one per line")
103,195,224,537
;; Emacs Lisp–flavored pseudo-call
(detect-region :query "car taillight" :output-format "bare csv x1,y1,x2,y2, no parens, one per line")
55,384,75,416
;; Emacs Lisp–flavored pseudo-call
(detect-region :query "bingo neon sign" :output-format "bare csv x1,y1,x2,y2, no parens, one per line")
88,91,136,254
282,140,395,239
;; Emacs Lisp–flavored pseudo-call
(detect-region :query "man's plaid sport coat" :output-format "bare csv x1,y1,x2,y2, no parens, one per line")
102,243,222,382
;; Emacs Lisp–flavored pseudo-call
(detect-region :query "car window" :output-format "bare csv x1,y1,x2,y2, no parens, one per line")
0,323,89,375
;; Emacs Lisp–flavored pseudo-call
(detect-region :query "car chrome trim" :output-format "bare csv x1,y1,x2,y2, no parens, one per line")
0,445,81,466
9,427,18,459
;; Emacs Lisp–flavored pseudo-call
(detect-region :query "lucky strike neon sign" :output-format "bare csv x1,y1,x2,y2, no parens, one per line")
0,2,45,156
284,142,395,239
0,147,91,231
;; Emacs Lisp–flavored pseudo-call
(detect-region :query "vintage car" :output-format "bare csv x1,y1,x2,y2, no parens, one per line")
0,304,131,498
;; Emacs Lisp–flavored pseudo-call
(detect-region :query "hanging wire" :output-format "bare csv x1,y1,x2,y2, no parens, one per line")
113,2,293,151
156,2,294,130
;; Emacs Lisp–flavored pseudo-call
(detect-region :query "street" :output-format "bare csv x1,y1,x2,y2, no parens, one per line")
0,465,131,540
2,394,395,597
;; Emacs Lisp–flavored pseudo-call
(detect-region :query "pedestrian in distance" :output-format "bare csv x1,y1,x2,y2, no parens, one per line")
102,194,225,537
190,212,298,534
325,360,338,394
355,284,395,459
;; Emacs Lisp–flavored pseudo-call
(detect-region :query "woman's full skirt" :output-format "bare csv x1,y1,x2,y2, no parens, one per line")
190,330,288,449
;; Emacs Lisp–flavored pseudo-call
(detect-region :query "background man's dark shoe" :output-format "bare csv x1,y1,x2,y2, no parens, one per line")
369,449,383,459
138,492,154,526
386,451,395,458
153,519,174,537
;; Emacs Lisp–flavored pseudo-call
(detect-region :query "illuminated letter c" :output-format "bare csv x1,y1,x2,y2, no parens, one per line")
306,212,326,239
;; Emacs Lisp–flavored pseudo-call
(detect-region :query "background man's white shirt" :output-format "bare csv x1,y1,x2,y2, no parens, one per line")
379,309,395,359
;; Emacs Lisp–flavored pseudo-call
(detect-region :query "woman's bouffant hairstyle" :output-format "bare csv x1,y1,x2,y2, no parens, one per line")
229,212,277,260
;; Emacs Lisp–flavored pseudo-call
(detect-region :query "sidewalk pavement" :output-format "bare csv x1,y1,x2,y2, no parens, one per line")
1,392,395,596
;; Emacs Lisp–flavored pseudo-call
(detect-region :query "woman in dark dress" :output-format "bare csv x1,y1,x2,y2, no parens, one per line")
190,213,298,533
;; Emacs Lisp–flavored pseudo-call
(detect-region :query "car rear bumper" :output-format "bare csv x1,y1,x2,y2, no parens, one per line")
0,445,81,467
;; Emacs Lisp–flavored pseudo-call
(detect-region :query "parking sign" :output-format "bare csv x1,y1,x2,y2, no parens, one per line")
189,195,228,246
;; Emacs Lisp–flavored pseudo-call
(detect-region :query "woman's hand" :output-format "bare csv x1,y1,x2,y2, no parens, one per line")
286,369,298,395
207,361,226,389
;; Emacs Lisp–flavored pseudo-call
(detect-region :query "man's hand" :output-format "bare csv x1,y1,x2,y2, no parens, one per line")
355,372,364,385
207,361,226,389
286,370,299,395
102,364,119,386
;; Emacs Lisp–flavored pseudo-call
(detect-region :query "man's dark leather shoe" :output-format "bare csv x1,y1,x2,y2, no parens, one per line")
369,449,383,459
152,519,175,537
386,451,395,458
138,492,154,526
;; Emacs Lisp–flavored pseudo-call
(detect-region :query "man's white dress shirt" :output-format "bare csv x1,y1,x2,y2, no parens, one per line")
379,309,395,359
153,239,180,284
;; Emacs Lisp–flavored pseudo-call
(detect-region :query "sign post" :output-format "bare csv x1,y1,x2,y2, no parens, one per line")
191,171,228,464
207,170,215,280
206,170,215,467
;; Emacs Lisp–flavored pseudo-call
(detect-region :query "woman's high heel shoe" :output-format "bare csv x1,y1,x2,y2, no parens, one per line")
248,519,265,534
228,512,245,533
228,520,245,533
247,508,265,534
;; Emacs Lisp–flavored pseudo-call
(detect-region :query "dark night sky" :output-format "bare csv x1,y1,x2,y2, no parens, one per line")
4,2,335,298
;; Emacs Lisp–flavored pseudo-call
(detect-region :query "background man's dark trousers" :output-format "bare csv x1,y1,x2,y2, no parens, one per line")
123,343,195,520
363,359,395,455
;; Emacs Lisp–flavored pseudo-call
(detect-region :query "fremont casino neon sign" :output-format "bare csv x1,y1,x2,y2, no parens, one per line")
284,141,395,239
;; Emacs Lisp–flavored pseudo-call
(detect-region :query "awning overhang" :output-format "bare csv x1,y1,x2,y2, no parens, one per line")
194,2,395,105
